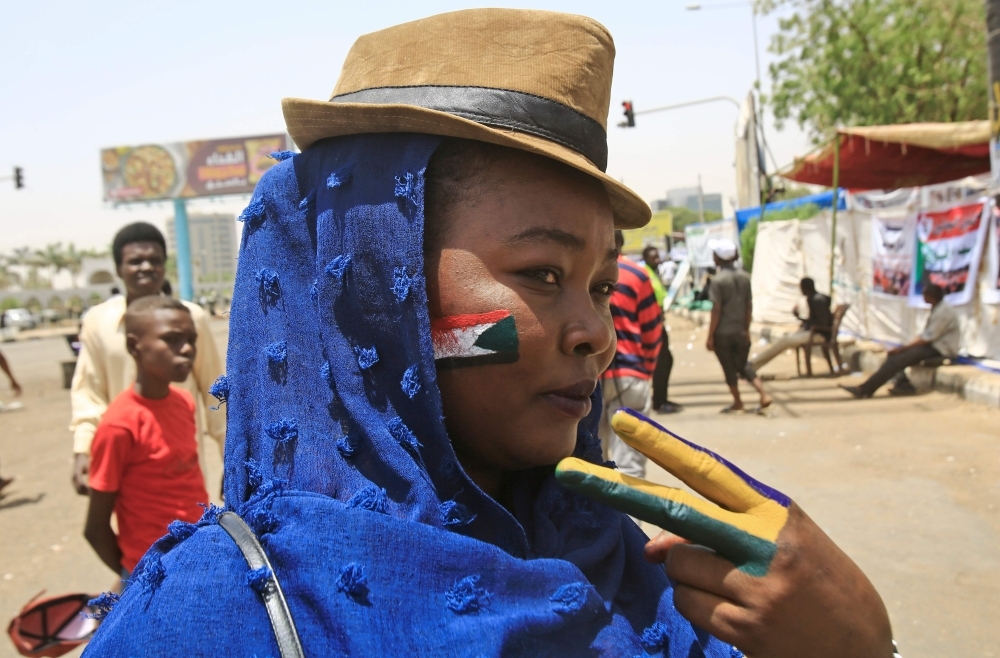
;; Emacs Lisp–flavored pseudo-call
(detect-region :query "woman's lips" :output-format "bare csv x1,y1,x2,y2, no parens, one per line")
542,380,596,419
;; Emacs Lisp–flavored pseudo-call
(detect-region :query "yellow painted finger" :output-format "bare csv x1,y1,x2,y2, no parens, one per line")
611,409,791,513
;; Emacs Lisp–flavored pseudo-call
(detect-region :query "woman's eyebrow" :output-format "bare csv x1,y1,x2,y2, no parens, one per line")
503,227,586,250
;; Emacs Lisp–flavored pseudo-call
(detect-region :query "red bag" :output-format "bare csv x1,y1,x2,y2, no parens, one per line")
7,591,100,657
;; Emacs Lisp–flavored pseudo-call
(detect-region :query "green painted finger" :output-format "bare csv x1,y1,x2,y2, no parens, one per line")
556,410,792,576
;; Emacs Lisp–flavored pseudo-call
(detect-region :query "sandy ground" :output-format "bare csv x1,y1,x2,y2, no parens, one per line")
0,315,997,657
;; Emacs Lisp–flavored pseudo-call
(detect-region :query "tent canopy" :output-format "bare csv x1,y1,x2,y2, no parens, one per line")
780,121,990,190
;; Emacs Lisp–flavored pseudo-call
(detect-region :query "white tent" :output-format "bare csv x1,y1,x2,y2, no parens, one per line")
751,204,1000,360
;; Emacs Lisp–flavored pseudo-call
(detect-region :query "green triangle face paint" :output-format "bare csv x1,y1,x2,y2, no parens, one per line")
431,310,520,369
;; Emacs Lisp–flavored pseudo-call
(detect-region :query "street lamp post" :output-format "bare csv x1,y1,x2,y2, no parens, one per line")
686,1,771,208
685,2,762,96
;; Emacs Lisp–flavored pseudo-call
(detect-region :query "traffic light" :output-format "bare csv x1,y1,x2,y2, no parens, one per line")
622,100,635,128
13,167,23,189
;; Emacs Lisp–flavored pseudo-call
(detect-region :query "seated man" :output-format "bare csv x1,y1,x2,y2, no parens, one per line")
840,283,959,399
750,277,832,371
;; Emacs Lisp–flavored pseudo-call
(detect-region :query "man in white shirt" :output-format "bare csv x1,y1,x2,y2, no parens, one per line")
840,283,959,399
70,222,226,494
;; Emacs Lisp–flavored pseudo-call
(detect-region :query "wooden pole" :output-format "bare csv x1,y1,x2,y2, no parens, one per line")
986,0,1000,177
828,134,840,296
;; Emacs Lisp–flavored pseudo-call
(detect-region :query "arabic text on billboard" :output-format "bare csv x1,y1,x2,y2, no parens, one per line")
101,134,289,202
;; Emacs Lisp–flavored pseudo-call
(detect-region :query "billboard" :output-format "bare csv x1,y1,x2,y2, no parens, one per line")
101,134,289,202
622,210,673,254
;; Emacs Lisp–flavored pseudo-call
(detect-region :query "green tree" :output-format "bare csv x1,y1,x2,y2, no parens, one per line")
0,257,21,290
741,203,823,273
10,246,49,290
762,0,986,142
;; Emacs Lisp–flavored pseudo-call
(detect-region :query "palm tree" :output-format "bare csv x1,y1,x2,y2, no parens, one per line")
0,258,21,290
11,246,47,289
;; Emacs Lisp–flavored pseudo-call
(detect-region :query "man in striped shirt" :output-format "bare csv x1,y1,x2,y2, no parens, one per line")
599,231,663,479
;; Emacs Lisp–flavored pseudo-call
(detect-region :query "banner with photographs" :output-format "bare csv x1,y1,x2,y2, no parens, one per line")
871,214,915,297
985,200,1000,304
101,134,289,203
910,199,989,307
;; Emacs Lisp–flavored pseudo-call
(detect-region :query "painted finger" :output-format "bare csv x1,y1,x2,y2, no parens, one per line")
610,409,790,514
555,458,780,574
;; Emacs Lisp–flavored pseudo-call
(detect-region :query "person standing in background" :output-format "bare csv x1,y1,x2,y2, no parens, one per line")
69,222,225,495
84,296,209,586
0,347,23,492
600,232,663,478
641,245,681,414
706,239,771,413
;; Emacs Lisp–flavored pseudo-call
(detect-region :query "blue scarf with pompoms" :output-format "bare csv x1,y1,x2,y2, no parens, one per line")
83,134,736,658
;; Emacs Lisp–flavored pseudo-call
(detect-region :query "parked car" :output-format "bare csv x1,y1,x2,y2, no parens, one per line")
39,308,64,323
3,308,37,330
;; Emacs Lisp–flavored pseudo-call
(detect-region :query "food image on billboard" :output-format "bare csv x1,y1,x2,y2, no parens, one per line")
102,134,289,203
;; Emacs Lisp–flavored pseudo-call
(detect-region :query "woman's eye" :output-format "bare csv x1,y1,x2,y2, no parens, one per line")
593,282,618,297
523,268,560,285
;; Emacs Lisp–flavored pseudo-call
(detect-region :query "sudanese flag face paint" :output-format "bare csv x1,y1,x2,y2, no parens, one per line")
431,310,520,369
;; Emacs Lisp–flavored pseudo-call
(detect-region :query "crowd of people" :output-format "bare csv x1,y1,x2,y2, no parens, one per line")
5,8,974,657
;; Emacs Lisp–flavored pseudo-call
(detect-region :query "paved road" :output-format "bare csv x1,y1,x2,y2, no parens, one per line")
642,317,999,657
0,316,996,657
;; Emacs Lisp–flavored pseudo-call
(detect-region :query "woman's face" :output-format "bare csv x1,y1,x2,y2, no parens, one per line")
425,153,618,495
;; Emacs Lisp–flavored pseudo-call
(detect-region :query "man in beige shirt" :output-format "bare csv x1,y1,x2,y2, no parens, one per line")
70,222,225,494
840,283,960,399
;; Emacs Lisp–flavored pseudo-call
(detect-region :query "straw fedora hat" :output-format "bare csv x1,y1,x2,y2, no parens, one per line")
282,8,651,229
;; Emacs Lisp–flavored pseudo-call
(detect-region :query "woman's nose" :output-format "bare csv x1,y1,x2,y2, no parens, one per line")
560,298,614,358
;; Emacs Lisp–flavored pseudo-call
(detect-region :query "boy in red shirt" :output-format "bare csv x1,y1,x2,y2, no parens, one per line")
84,296,208,584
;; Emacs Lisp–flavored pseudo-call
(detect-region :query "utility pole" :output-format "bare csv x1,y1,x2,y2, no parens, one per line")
697,174,706,223
987,0,1000,182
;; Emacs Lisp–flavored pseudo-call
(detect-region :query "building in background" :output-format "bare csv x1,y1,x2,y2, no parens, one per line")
651,187,723,215
166,213,238,284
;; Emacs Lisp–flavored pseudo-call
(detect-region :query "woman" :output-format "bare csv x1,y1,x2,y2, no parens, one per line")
84,10,894,658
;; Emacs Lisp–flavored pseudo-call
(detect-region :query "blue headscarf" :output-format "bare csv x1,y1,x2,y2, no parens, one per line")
84,134,736,657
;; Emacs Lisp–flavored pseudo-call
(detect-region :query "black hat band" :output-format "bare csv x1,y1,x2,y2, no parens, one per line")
331,85,609,172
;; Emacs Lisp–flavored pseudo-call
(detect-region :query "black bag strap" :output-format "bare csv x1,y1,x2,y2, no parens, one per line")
218,511,304,658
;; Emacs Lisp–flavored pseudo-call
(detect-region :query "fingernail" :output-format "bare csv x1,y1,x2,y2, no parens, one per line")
611,410,639,433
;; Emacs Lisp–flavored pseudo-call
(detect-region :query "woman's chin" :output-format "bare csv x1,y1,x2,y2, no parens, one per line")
518,426,579,468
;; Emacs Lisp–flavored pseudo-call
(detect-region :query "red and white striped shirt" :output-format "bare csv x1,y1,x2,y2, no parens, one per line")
602,256,663,381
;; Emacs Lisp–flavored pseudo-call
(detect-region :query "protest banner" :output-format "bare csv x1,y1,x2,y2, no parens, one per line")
985,200,1000,304
871,214,916,297
910,199,989,306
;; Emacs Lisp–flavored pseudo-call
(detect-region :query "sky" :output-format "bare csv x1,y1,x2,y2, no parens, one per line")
0,0,812,252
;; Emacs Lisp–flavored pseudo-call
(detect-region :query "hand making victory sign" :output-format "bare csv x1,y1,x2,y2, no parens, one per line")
557,409,896,658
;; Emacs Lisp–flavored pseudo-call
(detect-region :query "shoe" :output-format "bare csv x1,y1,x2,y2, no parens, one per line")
655,402,683,414
838,384,871,399
888,386,918,396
